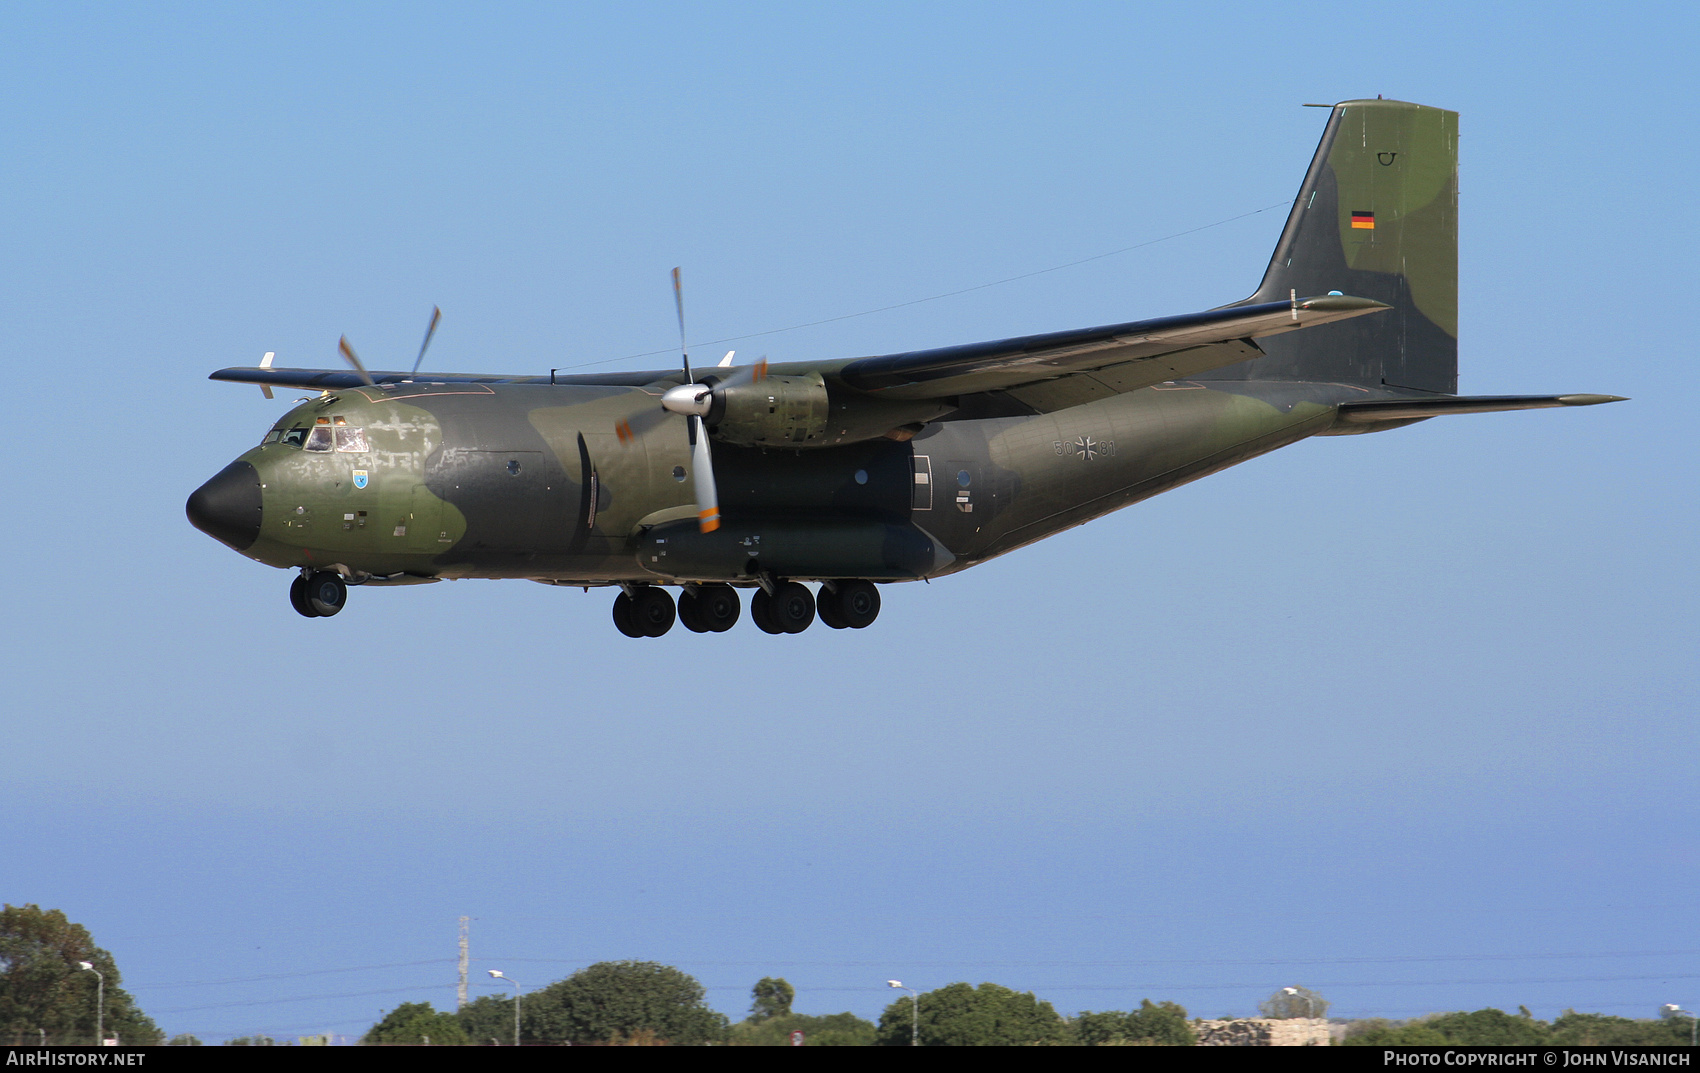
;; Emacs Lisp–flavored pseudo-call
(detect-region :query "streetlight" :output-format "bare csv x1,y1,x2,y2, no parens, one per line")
1663,1005,1697,1046
887,980,919,1047
488,970,521,1046
78,962,104,1045
1283,986,1315,1019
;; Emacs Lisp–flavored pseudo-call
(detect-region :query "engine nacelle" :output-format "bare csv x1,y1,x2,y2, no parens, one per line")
709,372,830,447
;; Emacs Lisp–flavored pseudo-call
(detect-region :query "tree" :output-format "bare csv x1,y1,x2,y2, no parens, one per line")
456,994,516,1045
1551,1011,1691,1046
1421,1008,1548,1045
521,961,726,1046
729,1011,876,1047
750,977,794,1021
876,982,1068,1047
362,1001,469,1045
1258,986,1329,1020
0,904,162,1045
1073,1000,1193,1045
167,1034,203,1046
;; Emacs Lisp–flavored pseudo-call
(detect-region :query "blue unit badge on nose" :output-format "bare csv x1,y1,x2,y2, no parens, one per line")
353,470,369,489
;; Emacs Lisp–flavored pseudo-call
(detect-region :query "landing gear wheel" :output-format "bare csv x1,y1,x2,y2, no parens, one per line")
749,589,785,635
289,574,320,618
695,584,741,633
630,586,676,637
816,586,848,629
770,581,815,634
835,579,881,629
305,571,346,617
612,592,645,638
677,589,710,633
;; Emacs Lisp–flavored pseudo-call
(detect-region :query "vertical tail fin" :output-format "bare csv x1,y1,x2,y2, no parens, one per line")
1214,99,1458,393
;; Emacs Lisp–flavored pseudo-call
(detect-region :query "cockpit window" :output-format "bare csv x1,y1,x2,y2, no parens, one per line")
262,429,283,445
334,426,369,452
304,426,334,452
280,427,309,449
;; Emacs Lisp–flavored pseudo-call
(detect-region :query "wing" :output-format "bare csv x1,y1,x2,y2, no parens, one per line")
210,293,1384,404
207,366,668,391
831,294,1388,408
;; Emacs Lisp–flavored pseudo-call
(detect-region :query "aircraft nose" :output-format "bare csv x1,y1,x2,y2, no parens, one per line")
186,460,263,551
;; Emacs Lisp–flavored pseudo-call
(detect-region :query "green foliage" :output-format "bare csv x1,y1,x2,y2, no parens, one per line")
0,904,162,1046
362,1000,470,1045
1550,1011,1691,1046
1258,985,1329,1020
876,982,1068,1047
1340,1020,1451,1046
729,1011,877,1046
1072,999,1192,1045
1343,1007,1686,1047
456,993,516,1046
1421,1007,1548,1045
167,1034,202,1046
521,961,727,1046
225,1035,276,1046
749,977,795,1021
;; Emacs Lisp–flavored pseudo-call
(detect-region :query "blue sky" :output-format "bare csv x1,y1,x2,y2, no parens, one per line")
2,1,1695,1043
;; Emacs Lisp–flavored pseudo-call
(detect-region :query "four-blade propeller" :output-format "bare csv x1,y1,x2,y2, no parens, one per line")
613,269,767,533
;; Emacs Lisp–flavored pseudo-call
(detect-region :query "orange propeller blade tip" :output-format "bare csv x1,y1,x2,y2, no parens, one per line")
615,420,634,444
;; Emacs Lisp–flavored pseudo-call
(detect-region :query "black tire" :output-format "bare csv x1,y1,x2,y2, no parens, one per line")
305,571,346,617
696,584,741,633
612,592,645,638
836,579,881,629
631,586,676,637
676,590,710,633
749,589,785,635
770,581,815,634
816,586,848,629
289,574,320,618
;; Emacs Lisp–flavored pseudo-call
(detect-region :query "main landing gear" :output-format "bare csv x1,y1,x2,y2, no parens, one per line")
610,580,881,637
289,570,347,618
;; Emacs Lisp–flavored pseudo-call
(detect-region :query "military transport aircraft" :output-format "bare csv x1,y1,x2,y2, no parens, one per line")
188,99,1621,637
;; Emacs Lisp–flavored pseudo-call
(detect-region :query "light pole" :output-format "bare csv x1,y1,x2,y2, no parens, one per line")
78,962,104,1045
1283,986,1315,1019
1663,1005,1697,1046
489,970,521,1046
887,980,919,1047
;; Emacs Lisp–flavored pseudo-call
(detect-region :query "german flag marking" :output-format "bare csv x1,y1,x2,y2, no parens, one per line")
1350,210,1376,230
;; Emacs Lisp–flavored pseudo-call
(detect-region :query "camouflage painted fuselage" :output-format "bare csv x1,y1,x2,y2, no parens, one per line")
216,375,1359,587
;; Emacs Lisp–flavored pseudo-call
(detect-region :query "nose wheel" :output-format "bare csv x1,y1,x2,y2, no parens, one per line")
289,571,347,618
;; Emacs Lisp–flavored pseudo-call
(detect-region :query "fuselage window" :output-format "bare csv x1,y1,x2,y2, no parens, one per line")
304,426,335,452
334,427,370,452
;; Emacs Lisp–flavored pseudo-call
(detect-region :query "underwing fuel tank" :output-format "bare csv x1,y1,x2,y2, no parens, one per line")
635,517,954,581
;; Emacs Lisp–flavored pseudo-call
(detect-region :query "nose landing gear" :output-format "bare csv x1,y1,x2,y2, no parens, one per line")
289,570,347,618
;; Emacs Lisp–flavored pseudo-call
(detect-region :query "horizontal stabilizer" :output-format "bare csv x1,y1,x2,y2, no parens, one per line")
1334,393,1626,426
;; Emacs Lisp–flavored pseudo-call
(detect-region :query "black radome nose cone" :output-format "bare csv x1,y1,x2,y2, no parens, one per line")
187,460,262,551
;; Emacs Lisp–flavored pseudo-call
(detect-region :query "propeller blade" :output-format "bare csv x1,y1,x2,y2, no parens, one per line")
411,305,441,375
671,266,692,384
614,406,675,445
689,415,719,533
337,336,375,387
716,357,768,389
